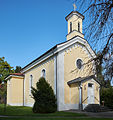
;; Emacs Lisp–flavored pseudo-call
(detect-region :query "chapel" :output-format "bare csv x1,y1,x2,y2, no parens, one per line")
6,7,100,111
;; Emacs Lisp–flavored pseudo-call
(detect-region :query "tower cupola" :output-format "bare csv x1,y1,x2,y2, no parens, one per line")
65,6,84,40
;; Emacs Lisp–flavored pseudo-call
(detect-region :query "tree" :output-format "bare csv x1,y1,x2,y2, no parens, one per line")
0,57,14,83
15,66,22,73
0,83,7,104
31,77,57,113
100,87,113,109
95,52,111,88
0,57,14,103
73,0,113,83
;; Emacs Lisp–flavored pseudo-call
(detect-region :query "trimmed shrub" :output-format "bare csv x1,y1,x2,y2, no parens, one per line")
31,77,57,113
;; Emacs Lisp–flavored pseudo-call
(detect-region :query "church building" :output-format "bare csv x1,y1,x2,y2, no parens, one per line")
6,8,100,111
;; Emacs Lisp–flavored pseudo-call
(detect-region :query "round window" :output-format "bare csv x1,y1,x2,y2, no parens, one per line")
76,59,83,69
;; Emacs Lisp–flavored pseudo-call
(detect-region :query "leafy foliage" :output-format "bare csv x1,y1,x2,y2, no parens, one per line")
31,77,57,113
0,83,7,103
0,57,14,83
0,57,14,103
100,87,113,109
15,66,22,73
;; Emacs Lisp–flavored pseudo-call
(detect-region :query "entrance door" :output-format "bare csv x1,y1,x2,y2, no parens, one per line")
88,83,94,104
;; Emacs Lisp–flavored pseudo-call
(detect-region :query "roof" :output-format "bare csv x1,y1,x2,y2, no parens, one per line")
21,36,85,72
21,45,57,71
65,11,84,21
10,73,24,76
5,73,24,80
67,75,100,85
21,35,96,73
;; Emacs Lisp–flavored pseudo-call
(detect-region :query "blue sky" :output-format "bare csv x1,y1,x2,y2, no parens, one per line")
0,0,83,68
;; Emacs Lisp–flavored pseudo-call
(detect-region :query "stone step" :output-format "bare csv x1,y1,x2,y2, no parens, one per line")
84,104,112,112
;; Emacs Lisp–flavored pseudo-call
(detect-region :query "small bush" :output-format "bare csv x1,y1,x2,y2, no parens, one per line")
31,77,57,113
100,87,113,109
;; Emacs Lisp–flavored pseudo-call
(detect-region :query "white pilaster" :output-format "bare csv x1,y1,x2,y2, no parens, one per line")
54,56,57,95
57,51,64,111
79,85,82,110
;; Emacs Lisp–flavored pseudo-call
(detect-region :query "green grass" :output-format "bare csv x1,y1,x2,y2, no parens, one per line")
0,105,112,120
0,104,85,117
0,118,113,120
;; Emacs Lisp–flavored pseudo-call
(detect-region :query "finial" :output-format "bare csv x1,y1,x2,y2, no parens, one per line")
73,3,76,11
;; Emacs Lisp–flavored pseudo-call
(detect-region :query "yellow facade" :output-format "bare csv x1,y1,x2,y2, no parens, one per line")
7,76,24,105
24,57,54,105
64,45,93,104
6,9,100,111
82,80,100,105
66,12,84,40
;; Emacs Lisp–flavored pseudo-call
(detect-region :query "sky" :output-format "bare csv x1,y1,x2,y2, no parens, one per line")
0,0,83,68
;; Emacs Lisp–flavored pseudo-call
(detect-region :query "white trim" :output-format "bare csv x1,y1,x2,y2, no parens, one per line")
24,103,34,107
87,80,94,104
54,56,57,95
21,36,96,73
29,75,33,95
8,103,23,106
66,11,84,21
57,51,64,111
41,68,46,78
57,37,96,58
21,50,57,73
83,104,88,109
58,104,79,111
75,58,83,70
5,75,24,80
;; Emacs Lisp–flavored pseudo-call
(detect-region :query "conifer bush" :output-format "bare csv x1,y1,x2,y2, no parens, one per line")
31,77,57,113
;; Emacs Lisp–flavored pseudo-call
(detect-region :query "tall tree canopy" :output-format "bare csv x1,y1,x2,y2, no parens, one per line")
15,66,22,73
0,57,14,83
74,0,113,83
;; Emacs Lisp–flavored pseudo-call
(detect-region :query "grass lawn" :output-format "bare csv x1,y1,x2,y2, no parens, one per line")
0,104,85,117
0,118,113,120
0,105,113,120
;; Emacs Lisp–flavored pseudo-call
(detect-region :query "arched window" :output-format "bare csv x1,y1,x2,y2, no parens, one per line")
29,75,33,94
70,22,72,33
42,69,46,78
78,22,80,32
30,75,33,87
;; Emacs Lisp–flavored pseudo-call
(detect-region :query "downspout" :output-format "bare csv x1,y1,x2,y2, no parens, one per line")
79,82,83,110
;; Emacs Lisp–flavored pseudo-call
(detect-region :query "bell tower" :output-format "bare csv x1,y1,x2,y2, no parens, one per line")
65,4,84,40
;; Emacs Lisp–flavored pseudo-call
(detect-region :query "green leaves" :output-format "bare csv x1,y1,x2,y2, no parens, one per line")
0,57,14,83
100,87,113,109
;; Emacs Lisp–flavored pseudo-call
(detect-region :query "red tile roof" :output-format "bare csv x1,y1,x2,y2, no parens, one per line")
10,73,24,76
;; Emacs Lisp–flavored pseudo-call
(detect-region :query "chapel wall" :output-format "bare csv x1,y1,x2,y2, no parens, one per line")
7,77,24,106
64,44,94,104
82,79,100,105
24,57,55,105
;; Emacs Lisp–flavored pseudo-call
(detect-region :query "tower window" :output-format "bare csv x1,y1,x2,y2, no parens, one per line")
78,22,80,32
70,22,72,33
42,69,46,78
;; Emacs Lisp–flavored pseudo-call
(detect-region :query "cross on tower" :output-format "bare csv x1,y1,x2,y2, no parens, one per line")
73,3,77,11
